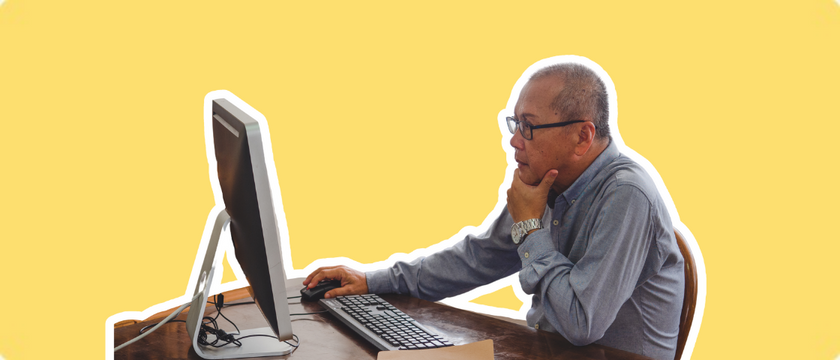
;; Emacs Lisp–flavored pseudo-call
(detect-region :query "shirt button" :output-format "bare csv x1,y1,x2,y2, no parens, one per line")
571,199,576,204
553,220,559,226
535,323,540,330
524,252,529,258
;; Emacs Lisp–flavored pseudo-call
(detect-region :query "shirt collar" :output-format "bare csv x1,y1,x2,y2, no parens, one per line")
548,138,619,209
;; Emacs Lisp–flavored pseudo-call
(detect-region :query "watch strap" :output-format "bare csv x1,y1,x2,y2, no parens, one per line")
511,218,542,245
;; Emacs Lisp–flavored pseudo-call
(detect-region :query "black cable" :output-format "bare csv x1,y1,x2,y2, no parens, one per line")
137,293,303,353
284,334,301,349
208,295,303,304
196,294,302,354
139,295,294,334
213,295,241,336
235,334,277,341
207,300,256,307
289,310,329,316
229,333,300,351
198,295,242,347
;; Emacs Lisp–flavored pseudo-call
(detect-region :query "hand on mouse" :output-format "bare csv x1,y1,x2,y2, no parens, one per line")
303,265,368,299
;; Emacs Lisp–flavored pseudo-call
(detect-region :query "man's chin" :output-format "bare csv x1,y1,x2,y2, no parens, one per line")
517,165,539,185
519,174,539,186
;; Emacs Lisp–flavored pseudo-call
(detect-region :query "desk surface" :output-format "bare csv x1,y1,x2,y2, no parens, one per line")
113,279,652,360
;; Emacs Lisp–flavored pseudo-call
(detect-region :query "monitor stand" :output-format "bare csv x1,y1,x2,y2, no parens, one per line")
185,209,295,359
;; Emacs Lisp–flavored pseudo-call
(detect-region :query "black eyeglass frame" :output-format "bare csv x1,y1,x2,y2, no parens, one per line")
506,116,589,140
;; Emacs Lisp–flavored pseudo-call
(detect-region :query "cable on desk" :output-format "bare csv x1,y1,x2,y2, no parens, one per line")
283,333,301,349
115,292,201,352
198,294,301,354
207,300,256,307
140,320,185,334
118,292,303,354
290,310,329,316
198,294,243,347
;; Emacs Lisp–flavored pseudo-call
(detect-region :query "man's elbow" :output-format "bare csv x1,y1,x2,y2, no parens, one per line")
559,326,604,346
565,333,599,346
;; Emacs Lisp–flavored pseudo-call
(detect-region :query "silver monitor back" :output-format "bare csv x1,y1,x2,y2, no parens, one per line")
185,98,293,359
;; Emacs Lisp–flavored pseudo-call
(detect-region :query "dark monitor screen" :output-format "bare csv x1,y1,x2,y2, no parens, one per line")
211,98,292,340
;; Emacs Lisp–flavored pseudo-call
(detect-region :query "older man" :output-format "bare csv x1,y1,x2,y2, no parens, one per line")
305,62,685,360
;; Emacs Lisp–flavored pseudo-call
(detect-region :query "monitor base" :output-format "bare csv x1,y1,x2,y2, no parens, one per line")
185,209,295,359
194,327,295,359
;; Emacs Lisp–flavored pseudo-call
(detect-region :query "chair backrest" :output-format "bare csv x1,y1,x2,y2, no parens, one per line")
674,229,697,360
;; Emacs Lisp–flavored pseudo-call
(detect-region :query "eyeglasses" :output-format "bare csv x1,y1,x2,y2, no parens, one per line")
506,116,587,140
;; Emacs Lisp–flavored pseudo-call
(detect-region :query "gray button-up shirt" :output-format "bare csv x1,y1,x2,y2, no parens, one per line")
366,140,684,360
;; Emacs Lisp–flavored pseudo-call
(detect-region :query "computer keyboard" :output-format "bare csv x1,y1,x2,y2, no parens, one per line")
319,294,455,351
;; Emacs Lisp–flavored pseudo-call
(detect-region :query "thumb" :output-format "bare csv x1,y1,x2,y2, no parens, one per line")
538,170,558,192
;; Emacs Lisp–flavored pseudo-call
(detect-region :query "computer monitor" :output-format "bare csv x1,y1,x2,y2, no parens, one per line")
184,98,294,359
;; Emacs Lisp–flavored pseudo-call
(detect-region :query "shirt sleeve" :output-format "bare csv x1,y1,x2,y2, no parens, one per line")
517,184,656,346
366,208,524,302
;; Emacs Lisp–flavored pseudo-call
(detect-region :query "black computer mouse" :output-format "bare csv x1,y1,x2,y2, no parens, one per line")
300,279,343,301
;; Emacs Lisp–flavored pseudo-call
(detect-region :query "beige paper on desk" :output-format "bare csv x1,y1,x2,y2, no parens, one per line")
376,340,494,360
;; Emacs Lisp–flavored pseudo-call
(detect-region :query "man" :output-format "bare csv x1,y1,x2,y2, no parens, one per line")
304,61,685,360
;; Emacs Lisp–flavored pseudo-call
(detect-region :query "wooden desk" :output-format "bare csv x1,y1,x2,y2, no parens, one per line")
114,279,652,360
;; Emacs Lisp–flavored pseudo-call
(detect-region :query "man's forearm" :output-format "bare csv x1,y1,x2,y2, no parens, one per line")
366,210,522,301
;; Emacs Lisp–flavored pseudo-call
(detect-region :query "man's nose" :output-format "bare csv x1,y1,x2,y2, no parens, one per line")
510,129,525,150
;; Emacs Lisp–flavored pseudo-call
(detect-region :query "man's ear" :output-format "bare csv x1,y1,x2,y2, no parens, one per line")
574,122,597,156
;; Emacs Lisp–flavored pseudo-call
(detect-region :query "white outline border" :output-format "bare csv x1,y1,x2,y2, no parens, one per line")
105,56,706,360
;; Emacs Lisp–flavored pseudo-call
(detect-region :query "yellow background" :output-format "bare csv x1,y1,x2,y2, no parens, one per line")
1,1,838,359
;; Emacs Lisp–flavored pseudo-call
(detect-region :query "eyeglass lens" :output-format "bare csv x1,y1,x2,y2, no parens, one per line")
506,117,531,140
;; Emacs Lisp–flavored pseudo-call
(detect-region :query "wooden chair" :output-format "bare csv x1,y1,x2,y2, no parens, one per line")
674,229,697,360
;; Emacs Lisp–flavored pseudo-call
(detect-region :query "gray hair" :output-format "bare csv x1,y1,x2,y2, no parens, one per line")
530,63,610,140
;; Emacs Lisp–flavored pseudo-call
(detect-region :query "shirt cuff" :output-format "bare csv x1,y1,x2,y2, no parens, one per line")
365,268,393,295
517,228,554,266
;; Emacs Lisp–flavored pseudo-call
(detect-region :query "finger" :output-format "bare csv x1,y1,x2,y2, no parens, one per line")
307,269,336,288
304,267,328,285
303,268,321,285
537,170,559,192
304,265,339,286
312,267,350,288
306,272,324,288
324,284,359,299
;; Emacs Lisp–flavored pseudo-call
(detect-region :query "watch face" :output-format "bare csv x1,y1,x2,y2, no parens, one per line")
511,224,523,244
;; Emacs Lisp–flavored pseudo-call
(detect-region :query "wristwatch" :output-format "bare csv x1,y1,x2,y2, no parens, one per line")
511,218,542,245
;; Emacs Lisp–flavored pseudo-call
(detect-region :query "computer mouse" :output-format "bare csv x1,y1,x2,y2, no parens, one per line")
300,279,343,301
